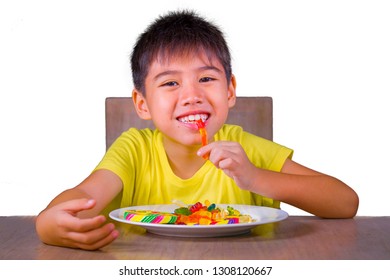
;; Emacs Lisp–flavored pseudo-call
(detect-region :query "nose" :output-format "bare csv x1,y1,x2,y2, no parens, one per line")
180,83,203,106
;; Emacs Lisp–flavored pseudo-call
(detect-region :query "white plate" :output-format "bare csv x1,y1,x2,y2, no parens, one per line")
109,204,288,237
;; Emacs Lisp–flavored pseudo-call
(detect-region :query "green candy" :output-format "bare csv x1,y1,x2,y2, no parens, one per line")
174,207,192,216
207,203,216,211
227,206,235,215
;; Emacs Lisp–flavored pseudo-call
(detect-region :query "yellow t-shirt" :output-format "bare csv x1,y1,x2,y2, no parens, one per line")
95,124,293,211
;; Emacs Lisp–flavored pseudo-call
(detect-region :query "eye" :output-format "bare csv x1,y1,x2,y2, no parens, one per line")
199,77,215,83
161,81,179,87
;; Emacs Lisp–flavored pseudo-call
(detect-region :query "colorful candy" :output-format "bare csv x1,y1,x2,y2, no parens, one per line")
189,201,203,213
174,200,253,226
123,210,178,224
122,201,253,226
196,119,208,159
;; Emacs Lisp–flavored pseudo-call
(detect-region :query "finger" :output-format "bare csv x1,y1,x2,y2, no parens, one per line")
79,230,119,250
64,214,107,233
66,223,119,250
209,149,237,167
197,144,211,158
59,198,96,215
77,229,119,251
218,157,236,170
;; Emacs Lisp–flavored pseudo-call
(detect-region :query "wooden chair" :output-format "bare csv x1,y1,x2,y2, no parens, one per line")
105,96,273,150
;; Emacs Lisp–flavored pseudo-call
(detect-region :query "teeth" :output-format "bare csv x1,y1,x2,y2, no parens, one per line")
179,114,208,123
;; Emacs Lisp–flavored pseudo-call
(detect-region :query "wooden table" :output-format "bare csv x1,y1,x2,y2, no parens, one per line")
1,216,389,260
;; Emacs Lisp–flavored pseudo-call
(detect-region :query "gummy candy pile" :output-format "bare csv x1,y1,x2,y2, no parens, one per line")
122,200,253,226
173,200,253,225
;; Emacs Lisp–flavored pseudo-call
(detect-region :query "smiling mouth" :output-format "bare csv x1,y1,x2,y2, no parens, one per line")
177,113,208,124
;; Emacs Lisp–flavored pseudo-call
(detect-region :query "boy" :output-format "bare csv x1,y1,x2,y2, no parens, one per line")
36,10,359,250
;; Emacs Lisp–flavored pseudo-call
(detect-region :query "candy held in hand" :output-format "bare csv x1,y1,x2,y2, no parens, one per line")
196,119,208,159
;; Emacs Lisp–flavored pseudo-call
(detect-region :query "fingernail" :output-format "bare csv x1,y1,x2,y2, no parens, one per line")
112,230,119,238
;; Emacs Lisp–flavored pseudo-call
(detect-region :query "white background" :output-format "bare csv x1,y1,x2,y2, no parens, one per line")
1,0,389,216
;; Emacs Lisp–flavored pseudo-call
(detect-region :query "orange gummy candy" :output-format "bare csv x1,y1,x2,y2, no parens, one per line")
196,119,208,159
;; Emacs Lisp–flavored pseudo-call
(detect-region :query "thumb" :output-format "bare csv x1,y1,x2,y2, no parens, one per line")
197,145,210,159
61,198,96,214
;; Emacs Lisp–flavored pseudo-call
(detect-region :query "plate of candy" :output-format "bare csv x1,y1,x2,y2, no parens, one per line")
109,201,288,237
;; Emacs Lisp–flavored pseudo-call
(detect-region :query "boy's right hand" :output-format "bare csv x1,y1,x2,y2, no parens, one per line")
36,198,119,250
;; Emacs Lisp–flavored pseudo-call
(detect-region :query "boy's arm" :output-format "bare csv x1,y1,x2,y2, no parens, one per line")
198,142,359,218
255,158,359,218
36,169,122,250
42,169,122,217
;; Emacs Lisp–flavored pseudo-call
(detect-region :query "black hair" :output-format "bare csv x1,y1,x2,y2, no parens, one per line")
130,10,232,94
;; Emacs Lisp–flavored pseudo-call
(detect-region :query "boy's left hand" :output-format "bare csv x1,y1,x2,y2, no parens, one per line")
197,141,256,190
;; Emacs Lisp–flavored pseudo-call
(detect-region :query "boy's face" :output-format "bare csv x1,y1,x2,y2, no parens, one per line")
133,51,236,150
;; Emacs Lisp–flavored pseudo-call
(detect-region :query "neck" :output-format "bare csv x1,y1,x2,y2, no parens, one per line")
163,138,206,179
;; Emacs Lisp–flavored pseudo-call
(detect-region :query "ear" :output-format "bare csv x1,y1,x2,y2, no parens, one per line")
227,74,237,108
132,89,152,120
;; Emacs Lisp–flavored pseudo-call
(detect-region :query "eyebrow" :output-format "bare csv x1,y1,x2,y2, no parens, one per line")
152,65,223,81
153,70,180,81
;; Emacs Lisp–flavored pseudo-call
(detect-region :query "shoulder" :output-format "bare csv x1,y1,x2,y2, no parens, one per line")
216,124,244,139
110,128,157,147
103,128,162,161
99,128,160,169
216,124,267,143
122,127,155,139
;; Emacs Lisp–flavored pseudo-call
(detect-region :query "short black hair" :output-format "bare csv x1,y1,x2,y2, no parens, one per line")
130,10,232,94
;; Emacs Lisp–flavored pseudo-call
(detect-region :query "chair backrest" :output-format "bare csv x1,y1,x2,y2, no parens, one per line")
105,96,273,150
